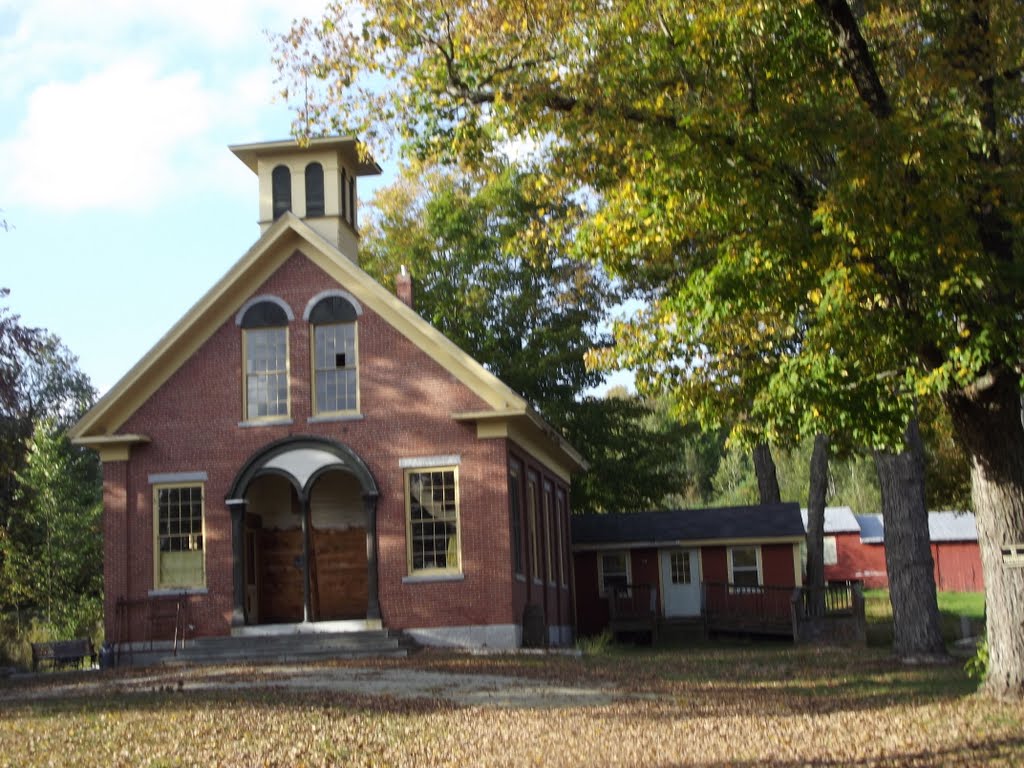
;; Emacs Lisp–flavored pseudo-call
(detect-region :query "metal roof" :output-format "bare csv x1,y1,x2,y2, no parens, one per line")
928,511,978,542
801,506,861,534
853,511,977,543
571,503,805,548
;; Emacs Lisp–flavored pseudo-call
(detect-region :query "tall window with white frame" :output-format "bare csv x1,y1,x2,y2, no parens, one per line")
154,484,205,589
240,300,290,421
308,294,359,416
406,467,461,575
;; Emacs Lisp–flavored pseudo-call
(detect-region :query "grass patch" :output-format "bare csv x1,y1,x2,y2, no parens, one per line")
865,589,985,648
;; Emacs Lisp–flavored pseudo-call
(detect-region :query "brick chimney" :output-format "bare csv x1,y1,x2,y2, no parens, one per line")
396,265,413,308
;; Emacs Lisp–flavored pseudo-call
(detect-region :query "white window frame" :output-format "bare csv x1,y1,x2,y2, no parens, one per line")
597,550,631,598
727,545,763,591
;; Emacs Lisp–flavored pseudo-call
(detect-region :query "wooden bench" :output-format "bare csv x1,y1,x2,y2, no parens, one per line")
31,638,97,671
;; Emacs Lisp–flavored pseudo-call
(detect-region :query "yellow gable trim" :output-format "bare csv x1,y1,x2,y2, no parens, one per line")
70,215,582,469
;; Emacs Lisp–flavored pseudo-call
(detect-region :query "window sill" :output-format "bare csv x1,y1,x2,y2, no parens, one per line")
148,588,208,597
308,413,364,424
238,418,294,428
402,573,465,584
515,574,526,583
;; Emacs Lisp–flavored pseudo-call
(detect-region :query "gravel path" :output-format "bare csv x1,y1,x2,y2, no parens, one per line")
1,663,621,709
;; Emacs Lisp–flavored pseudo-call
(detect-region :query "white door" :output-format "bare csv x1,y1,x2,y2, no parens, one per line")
660,549,701,617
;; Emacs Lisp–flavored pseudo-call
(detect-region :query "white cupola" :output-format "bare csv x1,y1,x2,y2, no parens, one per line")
230,137,381,262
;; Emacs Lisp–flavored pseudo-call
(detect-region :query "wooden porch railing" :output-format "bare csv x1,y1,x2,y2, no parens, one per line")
703,580,866,644
607,583,659,641
702,582,795,637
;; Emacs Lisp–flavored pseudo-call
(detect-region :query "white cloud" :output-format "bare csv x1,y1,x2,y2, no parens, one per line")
0,57,213,211
0,0,331,211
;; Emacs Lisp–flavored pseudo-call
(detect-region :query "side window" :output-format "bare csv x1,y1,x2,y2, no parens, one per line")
598,551,630,597
728,546,762,589
307,293,360,416
154,484,205,589
824,536,838,566
305,162,325,217
406,467,460,575
508,460,524,576
527,471,540,583
556,490,567,587
543,481,554,585
238,298,292,422
272,164,291,219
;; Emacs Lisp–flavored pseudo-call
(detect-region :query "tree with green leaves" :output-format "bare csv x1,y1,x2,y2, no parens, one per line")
362,161,613,422
362,161,701,512
278,0,1024,697
7,419,102,639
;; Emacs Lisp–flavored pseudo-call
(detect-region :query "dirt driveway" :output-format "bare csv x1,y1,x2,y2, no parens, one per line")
0,659,622,709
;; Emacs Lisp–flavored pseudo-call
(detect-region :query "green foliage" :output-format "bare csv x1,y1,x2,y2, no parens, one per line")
576,629,613,656
560,393,695,513
966,636,990,681
6,419,102,639
362,162,615,421
276,0,1023,453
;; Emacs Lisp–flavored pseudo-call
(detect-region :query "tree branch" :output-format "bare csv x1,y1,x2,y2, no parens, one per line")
813,0,892,119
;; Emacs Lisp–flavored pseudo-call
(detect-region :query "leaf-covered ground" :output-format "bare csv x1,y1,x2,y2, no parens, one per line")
2,643,1022,767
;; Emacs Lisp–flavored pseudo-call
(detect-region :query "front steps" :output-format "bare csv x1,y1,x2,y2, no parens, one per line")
116,626,419,668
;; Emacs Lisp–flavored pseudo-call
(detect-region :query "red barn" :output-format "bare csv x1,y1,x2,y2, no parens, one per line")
70,137,584,653
802,508,983,592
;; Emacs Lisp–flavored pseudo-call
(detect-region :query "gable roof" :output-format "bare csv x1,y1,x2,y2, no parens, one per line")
571,503,805,550
800,506,861,534
69,213,585,475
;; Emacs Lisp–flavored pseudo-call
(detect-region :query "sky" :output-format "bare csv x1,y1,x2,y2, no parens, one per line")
0,0,398,395
0,0,630,400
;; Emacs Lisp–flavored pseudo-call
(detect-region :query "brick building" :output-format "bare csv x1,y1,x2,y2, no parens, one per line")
70,137,584,649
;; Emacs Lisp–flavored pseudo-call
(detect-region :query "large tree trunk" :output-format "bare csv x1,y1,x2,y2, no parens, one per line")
806,434,829,617
753,442,782,505
948,370,1024,700
874,419,947,661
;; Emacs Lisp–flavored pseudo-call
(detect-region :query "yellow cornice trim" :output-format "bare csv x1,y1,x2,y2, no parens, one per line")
453,409,588,481
72,434,150,463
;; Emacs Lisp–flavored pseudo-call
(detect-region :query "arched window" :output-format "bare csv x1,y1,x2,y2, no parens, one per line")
271,165,291,219
307,293,359,415
305,162,325,217
238,298,292,421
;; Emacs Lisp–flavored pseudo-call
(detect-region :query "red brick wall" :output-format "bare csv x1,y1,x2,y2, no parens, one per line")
111,249,561,638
